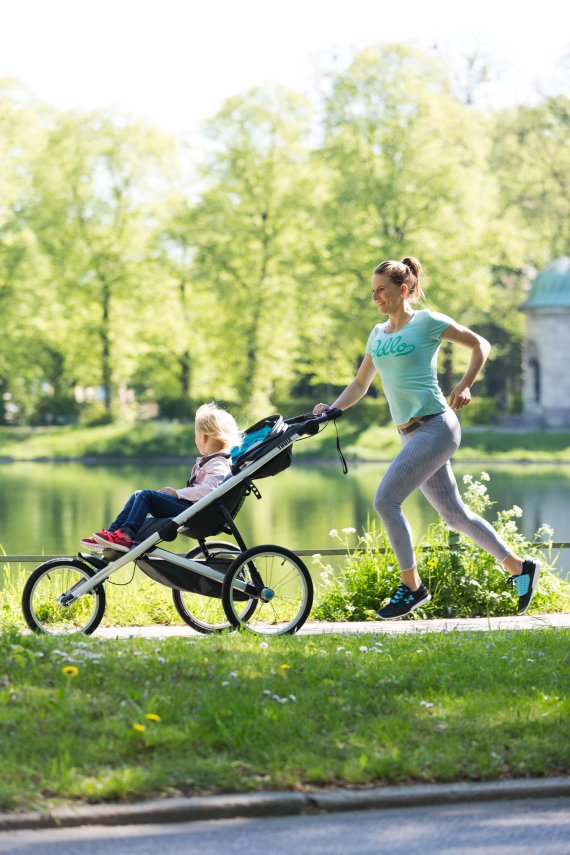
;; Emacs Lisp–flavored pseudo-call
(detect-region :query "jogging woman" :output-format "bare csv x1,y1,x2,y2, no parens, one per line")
314,257,540,619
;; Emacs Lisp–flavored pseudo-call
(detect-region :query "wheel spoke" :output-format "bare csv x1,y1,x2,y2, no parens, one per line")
22,561,105,635
222,547,313,635
173,542,254,633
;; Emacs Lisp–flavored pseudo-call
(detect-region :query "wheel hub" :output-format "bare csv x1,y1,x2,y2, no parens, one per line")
260,587,275,602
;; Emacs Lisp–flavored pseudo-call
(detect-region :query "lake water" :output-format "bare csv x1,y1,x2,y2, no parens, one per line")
1,460,569,578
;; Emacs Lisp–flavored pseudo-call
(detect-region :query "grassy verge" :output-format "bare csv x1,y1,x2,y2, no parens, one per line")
1,420,570,462
1,629,568,812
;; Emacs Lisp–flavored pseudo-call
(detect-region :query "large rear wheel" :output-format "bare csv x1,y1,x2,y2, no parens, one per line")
172,541,256,634
22,558,106,635
221,545,313,635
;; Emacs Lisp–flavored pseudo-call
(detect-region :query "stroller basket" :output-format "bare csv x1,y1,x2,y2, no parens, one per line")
136,553,249,599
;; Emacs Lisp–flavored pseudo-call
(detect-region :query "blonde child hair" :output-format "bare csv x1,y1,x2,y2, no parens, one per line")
195,402,240,449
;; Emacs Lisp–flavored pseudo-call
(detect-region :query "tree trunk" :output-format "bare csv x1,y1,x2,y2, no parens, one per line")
178,278,192,397
100,277,112,412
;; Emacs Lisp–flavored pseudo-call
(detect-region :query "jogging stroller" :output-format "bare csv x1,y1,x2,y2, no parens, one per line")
22,409,343,637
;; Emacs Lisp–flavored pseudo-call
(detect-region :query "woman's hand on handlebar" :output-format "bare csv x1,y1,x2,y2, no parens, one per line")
313,403,331,415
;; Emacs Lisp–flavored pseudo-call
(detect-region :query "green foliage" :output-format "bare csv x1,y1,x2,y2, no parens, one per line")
313,473,570,620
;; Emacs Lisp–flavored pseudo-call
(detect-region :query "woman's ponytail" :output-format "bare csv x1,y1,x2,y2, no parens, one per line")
401,257,424,303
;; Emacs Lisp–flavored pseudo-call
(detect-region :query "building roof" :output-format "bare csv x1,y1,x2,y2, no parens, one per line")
520,257,570,310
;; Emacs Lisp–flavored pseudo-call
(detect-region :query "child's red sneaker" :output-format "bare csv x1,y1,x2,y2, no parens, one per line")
93,529,136,552
79,536,106,552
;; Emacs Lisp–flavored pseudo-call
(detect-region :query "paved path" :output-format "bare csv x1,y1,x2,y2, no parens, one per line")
3,797,570,855
96,612,570,639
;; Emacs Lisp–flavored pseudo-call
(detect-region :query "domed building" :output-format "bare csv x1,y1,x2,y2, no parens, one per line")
520,257,570,427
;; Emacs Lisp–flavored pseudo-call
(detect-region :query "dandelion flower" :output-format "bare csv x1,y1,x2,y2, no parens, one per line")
132,723,145,732
62,665,79,677
145,713,161,722
276,664,290,676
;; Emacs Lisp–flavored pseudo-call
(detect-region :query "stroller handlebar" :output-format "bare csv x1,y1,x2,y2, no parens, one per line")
286,407,343,437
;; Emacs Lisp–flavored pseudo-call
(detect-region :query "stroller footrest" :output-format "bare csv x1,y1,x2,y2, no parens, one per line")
157,520,180,541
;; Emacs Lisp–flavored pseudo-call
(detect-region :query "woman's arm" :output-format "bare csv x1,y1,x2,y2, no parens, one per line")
441,321,491,409
314,354,378,414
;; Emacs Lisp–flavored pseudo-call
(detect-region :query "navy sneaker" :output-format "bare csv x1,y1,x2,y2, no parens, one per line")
376,582,431,620
511,559,542,614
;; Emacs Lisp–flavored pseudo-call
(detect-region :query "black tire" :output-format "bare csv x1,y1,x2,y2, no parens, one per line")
221,545,313,636
172,541,256,634
22,558,106,636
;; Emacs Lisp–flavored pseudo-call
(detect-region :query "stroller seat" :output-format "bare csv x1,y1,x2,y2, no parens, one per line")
177,479,250,540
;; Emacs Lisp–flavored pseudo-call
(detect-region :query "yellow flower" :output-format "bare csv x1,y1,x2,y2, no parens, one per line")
62,665,79,677
276,664,290,676
145,713,161,722
132,723,145,732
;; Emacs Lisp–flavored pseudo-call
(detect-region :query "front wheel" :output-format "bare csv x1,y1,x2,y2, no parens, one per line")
172,541,256,634
221,545,313,635
22,558,106,635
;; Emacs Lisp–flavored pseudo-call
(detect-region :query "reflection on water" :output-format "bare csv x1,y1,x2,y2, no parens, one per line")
0,461,569,578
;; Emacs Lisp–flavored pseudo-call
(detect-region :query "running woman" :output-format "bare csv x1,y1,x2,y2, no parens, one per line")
313,257,540,619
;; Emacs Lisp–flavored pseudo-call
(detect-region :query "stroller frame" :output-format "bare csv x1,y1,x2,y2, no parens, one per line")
22,409,342,636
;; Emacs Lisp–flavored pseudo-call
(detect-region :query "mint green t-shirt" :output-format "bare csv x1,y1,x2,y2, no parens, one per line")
365,310,452,425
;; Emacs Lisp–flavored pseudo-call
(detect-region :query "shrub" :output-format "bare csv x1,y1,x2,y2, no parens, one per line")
313,473,570,620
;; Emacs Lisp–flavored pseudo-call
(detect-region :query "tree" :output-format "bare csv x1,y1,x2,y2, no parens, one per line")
28,111,177,414
313,46,506,394
190,86,320,416
0,80,52,422
492,96,570,266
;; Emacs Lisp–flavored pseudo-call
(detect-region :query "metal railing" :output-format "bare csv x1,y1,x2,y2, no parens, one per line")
2,544,569,563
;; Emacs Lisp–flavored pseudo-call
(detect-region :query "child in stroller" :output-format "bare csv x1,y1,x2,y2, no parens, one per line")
79,402,240,553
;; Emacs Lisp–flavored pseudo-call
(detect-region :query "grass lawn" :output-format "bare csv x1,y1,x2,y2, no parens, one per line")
1,628,568,812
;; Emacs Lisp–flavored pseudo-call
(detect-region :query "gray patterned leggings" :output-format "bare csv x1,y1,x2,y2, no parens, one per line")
373,409,511,572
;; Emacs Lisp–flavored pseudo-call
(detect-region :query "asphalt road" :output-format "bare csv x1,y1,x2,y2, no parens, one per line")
2,797,569,855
